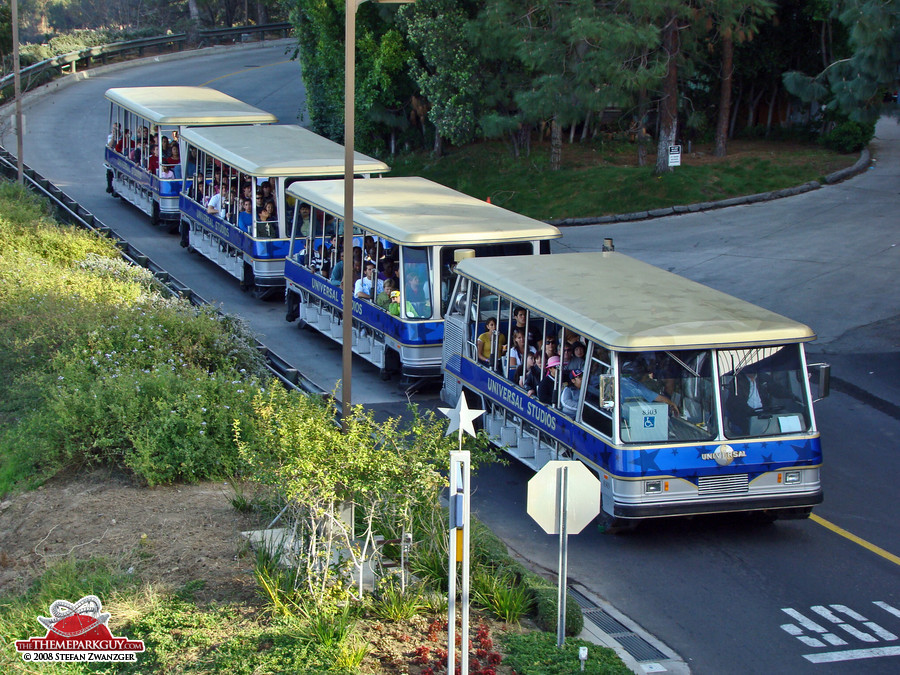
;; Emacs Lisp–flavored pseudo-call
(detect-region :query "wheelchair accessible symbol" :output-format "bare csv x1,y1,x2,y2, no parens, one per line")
643,416,655,428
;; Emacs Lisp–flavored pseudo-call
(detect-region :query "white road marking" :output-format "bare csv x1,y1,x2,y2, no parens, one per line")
782,608,827,633
875,601,900,619
803,645,900,663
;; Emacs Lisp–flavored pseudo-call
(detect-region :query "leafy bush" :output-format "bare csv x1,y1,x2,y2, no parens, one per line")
0,180,268,490
520,572,584,636
820,119,875,153
370,579,426,621
501,631,631,674
471,570,532,624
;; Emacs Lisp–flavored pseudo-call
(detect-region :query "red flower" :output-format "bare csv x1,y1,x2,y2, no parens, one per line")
487,652,502,665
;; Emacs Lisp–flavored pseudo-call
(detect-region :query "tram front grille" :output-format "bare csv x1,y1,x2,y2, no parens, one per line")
697,474,749,495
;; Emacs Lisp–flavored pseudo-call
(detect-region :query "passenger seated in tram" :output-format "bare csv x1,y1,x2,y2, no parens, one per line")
513,307,538,344
507,328,536,381
568,342,586,371
477,317,507,367
514,352,541,396
147,146,160,175
166,144,181,177
259,181,275,206
537,355,561,404
329,248,344,285
238,198,254,233
355,261,383,300
298,203,312,236
540,335,558,371
379,258,399,283
404,270,431,318
561,369,584,417
388,290,401,316
376,278,396,309
161,136,170,161
159,164,175,180
620,359,679,416
206,185,226,218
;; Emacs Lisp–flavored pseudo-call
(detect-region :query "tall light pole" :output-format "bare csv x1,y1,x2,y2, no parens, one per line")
342,0,413,427
11,0,24,184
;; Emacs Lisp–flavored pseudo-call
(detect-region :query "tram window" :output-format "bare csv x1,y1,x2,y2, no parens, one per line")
719,345,810,439
439,243,532,316
401,246,432,319
618,350,717,444
582,347,613,437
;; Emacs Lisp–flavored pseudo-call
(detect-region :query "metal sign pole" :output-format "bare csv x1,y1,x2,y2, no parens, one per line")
448,450,471,675
556,465,569,648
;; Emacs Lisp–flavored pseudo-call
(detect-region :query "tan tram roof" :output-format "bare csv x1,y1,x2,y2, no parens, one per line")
286,177,561,245
104,86,278,125
455,252,816,350
179,125,390,177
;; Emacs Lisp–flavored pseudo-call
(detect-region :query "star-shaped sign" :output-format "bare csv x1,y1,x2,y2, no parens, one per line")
439,391,484,440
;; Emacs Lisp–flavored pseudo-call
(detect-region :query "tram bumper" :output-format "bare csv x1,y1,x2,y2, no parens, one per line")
612,488,823,519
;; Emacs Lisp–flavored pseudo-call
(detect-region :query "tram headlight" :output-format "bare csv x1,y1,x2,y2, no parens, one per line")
645,480,662,493
784,471,801,484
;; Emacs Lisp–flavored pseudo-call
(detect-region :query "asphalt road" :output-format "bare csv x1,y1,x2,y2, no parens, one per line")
3,42,899,674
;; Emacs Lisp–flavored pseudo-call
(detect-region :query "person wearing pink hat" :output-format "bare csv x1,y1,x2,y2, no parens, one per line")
537,355,561,404
561,369,584,416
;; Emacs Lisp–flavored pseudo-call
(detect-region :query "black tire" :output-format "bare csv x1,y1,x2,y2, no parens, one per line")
151,201,160,227
597,510,638,535
286,291,300,322
240,264,254,293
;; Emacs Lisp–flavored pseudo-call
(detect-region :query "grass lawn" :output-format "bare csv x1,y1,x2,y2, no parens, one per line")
387,137,858,221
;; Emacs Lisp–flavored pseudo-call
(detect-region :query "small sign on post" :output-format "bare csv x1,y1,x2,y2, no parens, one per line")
668,144,682,167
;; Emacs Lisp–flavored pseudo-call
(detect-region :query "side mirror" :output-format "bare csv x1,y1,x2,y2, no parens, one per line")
807,363,831,401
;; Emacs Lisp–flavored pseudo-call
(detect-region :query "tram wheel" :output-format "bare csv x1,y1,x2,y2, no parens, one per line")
151,202,160,227
597,510,638,535
379,367,392,381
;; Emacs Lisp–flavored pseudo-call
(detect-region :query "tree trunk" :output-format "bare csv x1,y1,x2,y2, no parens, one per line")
580,110,592,141
655,13,679,175
765,82,778,135
187,0,201,43
550,115,562,170
256,1,269,25
747,85,764,129
729,85,742,138
714,30,733,157
433,132,443,157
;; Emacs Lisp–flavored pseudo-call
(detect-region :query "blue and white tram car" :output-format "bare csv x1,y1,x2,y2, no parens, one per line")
178,124,389,297
284,177,561,380
442,252,830,529
104,86,277,229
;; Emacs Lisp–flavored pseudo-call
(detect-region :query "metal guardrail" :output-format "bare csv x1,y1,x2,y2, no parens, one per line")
0,144,326,399
0,23,293,95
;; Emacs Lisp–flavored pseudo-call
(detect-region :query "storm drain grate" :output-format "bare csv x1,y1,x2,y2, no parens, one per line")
568,587,670,663
584,609,630,635
616,634,668,662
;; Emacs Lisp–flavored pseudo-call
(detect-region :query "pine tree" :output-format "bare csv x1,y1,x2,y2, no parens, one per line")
784,0,900,123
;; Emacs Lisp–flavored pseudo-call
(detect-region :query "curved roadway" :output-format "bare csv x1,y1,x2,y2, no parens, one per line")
3,43,899,674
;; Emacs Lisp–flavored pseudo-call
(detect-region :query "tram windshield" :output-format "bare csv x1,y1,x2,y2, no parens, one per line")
719,344,812,439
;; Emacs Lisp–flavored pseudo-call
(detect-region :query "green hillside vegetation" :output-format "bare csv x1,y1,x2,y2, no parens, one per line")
0,181,628,673
388,136,860,220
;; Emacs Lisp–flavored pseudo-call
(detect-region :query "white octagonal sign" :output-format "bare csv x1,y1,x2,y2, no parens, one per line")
527,461,602,535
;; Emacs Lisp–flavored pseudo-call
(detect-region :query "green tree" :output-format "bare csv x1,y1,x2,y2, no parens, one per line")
287,0,412,154
399,0,484,155
784,0,900,123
